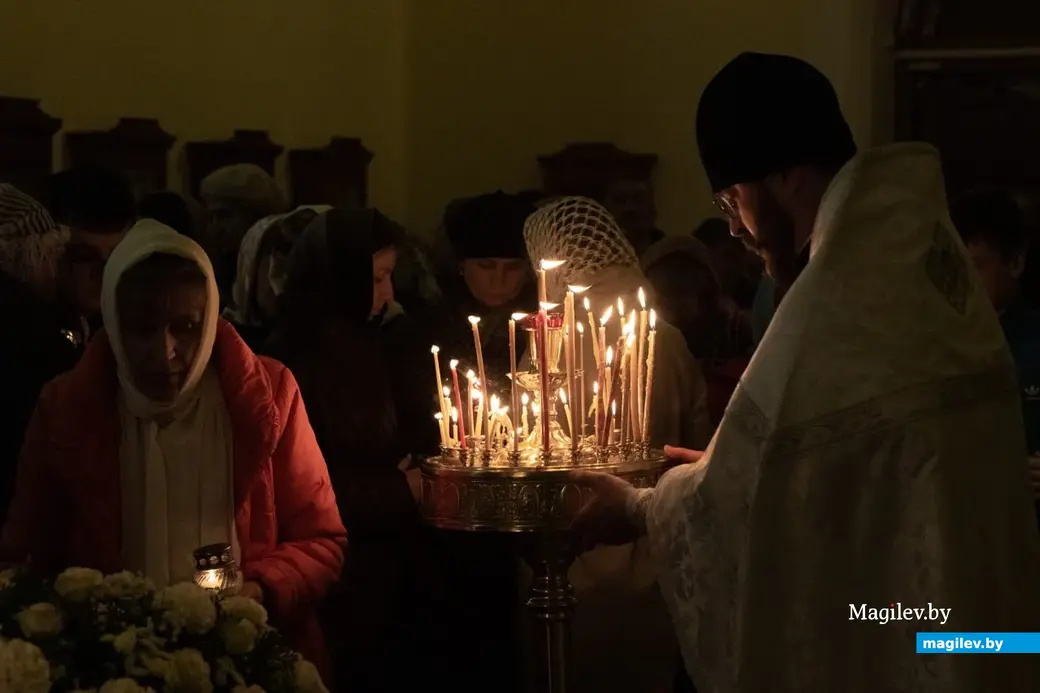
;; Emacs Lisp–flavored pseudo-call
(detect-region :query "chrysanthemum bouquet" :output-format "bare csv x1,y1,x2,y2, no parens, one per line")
0,566,328,693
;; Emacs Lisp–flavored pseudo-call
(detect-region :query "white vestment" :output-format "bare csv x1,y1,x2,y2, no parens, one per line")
643,144,1040,692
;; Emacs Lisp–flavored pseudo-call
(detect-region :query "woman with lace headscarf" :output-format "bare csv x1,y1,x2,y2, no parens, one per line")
522,196,711,693
222,205,330,350
0,185,81,524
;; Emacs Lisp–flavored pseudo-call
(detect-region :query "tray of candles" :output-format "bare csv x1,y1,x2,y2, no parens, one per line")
420,259,674,533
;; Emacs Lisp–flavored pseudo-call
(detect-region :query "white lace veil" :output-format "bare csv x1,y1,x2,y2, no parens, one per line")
522,196,640,302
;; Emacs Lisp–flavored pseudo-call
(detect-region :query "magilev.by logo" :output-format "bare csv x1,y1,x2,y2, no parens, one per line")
1024,385,1040,400
849,603,951,625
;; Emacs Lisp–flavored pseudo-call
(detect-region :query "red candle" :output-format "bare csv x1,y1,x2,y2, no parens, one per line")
450,360,467,450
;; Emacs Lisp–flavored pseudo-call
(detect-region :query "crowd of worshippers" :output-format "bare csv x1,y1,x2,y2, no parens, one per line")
1,159,1039,693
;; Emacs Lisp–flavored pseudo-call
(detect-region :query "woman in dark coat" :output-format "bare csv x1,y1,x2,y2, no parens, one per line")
265,208,439,693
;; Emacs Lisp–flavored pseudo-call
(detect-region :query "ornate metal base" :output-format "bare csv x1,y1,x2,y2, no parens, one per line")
420,452,672,693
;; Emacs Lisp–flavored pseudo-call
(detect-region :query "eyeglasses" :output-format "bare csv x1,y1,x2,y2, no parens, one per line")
713,193,738,220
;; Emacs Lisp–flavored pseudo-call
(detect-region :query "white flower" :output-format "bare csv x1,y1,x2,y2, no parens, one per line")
54,567,104,602
293,658,328,693
163,648,213,693
102,571,155,599
218,618,258,655
154,583,217,635
219,596,268,627
0,568,16,589
99,679,155,693
0,638,52,693
16,603,63,638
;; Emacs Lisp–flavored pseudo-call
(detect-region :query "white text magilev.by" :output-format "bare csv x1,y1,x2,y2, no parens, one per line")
849,603,951,625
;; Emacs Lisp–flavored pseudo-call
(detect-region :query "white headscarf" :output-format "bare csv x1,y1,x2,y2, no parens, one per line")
101,219,236,586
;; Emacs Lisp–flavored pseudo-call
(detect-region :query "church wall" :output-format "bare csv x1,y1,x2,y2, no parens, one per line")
0,0,410,222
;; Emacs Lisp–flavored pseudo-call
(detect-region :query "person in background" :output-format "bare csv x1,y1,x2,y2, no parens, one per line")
1,220,346,683
602,178,666,259
264,208,439,693
0,185,82,523
692,217,759,330
952,190,1040,523
43,167,136,339
199,163,287,304
223,206,328,351
642,235,751,427
138,191,196,239
431,190,538,380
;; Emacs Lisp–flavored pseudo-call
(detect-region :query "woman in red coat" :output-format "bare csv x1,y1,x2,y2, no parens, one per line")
1,219,346,680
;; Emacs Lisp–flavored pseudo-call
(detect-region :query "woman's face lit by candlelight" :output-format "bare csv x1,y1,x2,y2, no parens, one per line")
372,246,397,317
461,258,529,308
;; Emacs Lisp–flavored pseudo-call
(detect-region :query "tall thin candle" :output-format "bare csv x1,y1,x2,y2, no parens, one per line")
450,360,467,450
601,346,613,445
563,300,576,452
577,322,587,446
536,304,553,453
466,370,477,439
468,316,491,453
509,313,524,452
537,259,565,305
559,388,573,439
592,380,601,444
521,392,530,438
642,310,658,443
434,413,448,447
431,346,448,422
583,296,599,366
627,309,639,441
635,288,649,441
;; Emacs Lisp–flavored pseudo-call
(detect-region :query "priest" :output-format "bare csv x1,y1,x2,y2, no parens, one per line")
573,52,1040,692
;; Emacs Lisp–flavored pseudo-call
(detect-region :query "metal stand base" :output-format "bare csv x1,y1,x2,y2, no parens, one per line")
521,535,576,693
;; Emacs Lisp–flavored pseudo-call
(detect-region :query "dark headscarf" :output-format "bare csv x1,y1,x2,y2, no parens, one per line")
696,52,856,193
446,190,534,260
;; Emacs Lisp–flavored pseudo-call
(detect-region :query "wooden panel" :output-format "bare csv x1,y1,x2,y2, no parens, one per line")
64,118,175,199
895,0,1040,51
894,57,1040,199
537,143,657,201
0,96,61,200
184,129,282,197
288,137,372,208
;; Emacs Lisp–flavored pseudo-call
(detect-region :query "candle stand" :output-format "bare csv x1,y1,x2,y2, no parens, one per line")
419,447,672,693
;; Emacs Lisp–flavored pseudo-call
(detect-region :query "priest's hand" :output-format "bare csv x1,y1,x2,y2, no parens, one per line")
663,445,705,464
570,470,644,551
1028,454,1040,499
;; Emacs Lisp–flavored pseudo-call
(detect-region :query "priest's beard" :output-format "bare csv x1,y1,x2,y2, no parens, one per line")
742,189,799,290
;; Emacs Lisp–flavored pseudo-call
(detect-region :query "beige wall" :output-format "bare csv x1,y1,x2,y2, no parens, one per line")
0,0,889,235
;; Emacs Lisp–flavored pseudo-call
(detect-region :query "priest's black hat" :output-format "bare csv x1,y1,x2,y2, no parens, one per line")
696,52,856,193
447,190,535,260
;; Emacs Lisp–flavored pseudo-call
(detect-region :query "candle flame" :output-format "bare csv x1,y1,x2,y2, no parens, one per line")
559,388,567,404
593,381,599,393
498,405,509,415
617,297,624,315
540,259,566,271
511,312,527,320
450,359,459,369
531,401,540,414
442,386,450,397
600,305,613,325
522,392,529,405
490,395,500,410
624,318,635,336
638,287,646,309
567,285,590,294
626,332,636,348
434,412,444,421
606,346,614,366
650,309,657,329
468,315,481,325
473,389,483,400
576,322,584,334
628,308,636,327
451,407,458,421
466,369,476,380
583,296,591,311
431,345,440,354
540,302,558,310
611,400,617,415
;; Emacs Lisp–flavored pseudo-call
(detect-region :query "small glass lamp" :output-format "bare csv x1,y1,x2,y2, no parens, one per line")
193,543,243,595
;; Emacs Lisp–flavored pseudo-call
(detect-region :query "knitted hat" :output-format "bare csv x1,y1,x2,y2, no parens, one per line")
200,163,287,216
696,52,856,193
447,190,534,260
0,183,67,286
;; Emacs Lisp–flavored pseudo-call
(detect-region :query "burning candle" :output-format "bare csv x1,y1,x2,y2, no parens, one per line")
468,316,492,453
627,310,639,441
431,346,448,420
599,306,612,372
583,295,599,366
559,387,573,440
536,304,552,453
642,310,658,444
450,360,467,450
609,400,618,445
592,380,601,444
509,313,525,452
473,388,484,438
566,286,587,452
636,288,649,441
622,330,636,443
537,259,565,305
434,412,448,447
617,297,625,334
601,346,614,445
577,322,587,445
450,407,459,444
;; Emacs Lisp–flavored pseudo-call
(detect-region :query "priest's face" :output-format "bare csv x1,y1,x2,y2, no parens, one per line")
715,182,796,281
